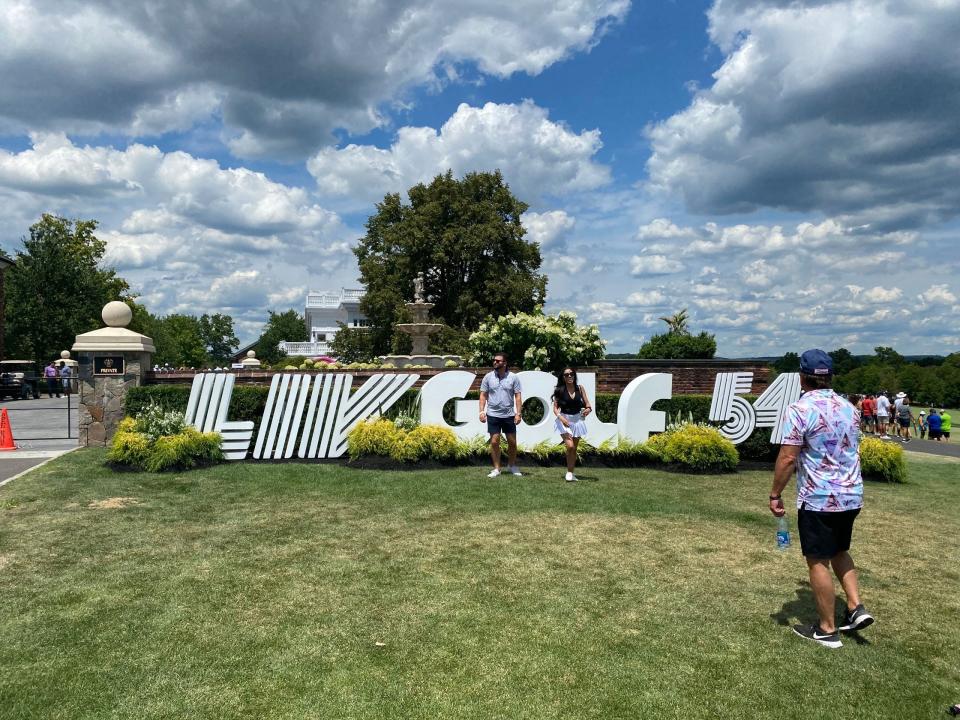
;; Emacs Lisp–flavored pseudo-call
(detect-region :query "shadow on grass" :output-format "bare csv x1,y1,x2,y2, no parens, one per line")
770,581,872,645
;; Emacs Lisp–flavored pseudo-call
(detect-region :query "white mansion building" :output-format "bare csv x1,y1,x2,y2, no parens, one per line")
279,288,367,357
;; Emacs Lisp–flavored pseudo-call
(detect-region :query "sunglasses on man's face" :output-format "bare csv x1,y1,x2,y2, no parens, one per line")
493,359,504,364
563,372,574,376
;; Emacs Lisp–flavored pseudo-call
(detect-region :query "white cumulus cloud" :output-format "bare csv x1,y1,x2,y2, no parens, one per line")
307,101,610,207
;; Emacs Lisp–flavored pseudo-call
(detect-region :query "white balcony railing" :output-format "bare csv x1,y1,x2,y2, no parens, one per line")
280,341,332,357
306,288,364,308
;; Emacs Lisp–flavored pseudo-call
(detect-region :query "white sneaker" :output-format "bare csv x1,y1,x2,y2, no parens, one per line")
487,468,501,478
565,472,577,482
508,465,522,476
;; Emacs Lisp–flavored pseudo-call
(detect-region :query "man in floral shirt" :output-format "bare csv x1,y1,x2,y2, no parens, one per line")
769,349,874,648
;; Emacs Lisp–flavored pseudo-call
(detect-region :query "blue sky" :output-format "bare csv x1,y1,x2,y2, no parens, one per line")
0,0,957,356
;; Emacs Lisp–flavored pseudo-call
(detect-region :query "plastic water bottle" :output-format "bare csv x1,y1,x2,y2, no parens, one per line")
776,516,791,550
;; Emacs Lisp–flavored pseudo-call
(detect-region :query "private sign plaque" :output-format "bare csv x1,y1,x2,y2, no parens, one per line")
94,356,125,375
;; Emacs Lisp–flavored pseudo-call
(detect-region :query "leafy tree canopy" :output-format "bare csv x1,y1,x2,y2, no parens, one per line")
5,214,129,364
329,322,375,364
255,310,307,365
638,331,717,359
199,313,239,365
638,309,716,359
354,170,547,355
772,351,800,374
126,303,239,368
872,346,905,367
828,347,860,376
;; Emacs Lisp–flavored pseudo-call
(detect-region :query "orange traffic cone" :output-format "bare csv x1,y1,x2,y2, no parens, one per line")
0,408,16,451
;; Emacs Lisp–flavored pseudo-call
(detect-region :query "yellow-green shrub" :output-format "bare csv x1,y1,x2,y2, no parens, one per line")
647,424,738,472
108,419,222,472
606,437,661,464
107,424,151,468
348,420,457,462
144,428,222,472
391,425,458,462
453,434,489,461
860,437,906,483
347,419,404,460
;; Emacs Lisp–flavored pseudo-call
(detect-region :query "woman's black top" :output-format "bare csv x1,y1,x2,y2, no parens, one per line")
554,384,585,414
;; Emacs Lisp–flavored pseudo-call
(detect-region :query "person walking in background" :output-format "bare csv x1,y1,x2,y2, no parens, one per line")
876,392,891,439
896,397,913,442
916,410,927,440
928,409,942,441
43,361,60,398
940,409,951,442
861,394,876,435
552,367,592,482
59,361,73,395
769,349,873,649
479,352,523,478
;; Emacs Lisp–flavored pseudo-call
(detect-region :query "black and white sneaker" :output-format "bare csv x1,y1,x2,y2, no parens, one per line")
792,623,842,648
838,604,874,632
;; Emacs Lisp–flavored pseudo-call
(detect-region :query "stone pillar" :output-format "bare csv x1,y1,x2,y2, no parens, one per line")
71,301,155,447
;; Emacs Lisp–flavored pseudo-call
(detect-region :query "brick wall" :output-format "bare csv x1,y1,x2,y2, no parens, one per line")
146,359,771,395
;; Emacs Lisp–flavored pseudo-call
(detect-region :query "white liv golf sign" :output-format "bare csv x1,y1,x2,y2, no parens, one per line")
184,370,802,461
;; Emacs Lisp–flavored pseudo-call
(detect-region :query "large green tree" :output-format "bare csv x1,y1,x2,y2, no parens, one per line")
126,303,238,368
199,313,239,365
5,215,129,364
354,170,547,355
638,310,716,359
157,314,208,367
329,323,375,364
255,310,307,365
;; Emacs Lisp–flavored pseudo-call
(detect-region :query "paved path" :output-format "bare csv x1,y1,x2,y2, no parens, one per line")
875,434,960,458
0,395,80,485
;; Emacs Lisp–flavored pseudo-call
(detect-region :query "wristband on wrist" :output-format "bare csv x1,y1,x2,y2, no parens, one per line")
769,494,782,500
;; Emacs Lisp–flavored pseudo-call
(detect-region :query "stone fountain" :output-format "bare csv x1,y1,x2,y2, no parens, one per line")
379,273,462,368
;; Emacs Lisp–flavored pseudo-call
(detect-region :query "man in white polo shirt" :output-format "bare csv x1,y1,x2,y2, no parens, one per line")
875,391,891,439
479,351,523,478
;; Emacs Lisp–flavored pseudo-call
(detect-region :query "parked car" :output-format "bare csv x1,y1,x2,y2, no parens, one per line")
0,360,41,400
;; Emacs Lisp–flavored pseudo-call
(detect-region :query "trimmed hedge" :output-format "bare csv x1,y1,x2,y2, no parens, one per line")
860,437,907,483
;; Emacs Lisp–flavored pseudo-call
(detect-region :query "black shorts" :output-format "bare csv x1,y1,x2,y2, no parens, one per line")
898,417,910,428
798,504,861,559
863,415,875,425
487,415,517,436
944,431,951,439
929,429,942,440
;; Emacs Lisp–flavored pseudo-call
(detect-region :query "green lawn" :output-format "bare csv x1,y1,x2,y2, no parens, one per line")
1,450,958,719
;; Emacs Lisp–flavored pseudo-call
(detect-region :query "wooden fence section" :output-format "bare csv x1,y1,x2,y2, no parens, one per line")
146,359,771,395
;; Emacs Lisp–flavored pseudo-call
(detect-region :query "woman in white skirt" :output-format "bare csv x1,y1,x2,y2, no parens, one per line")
553,367,592,481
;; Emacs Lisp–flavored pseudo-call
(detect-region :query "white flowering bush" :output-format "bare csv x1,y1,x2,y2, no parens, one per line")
134,402,187,441
467,311,606,370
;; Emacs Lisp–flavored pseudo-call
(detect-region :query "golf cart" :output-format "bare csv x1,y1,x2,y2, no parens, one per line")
0,360,41,400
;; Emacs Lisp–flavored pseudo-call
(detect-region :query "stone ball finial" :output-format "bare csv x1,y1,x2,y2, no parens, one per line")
247,350,256,358
60,350,71,359
102,301,132,328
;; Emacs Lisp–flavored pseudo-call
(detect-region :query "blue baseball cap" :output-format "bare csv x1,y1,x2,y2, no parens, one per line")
799,348,833,375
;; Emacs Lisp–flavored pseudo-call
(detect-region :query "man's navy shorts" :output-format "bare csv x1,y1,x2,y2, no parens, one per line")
798,504,861,559
487,415,517,435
